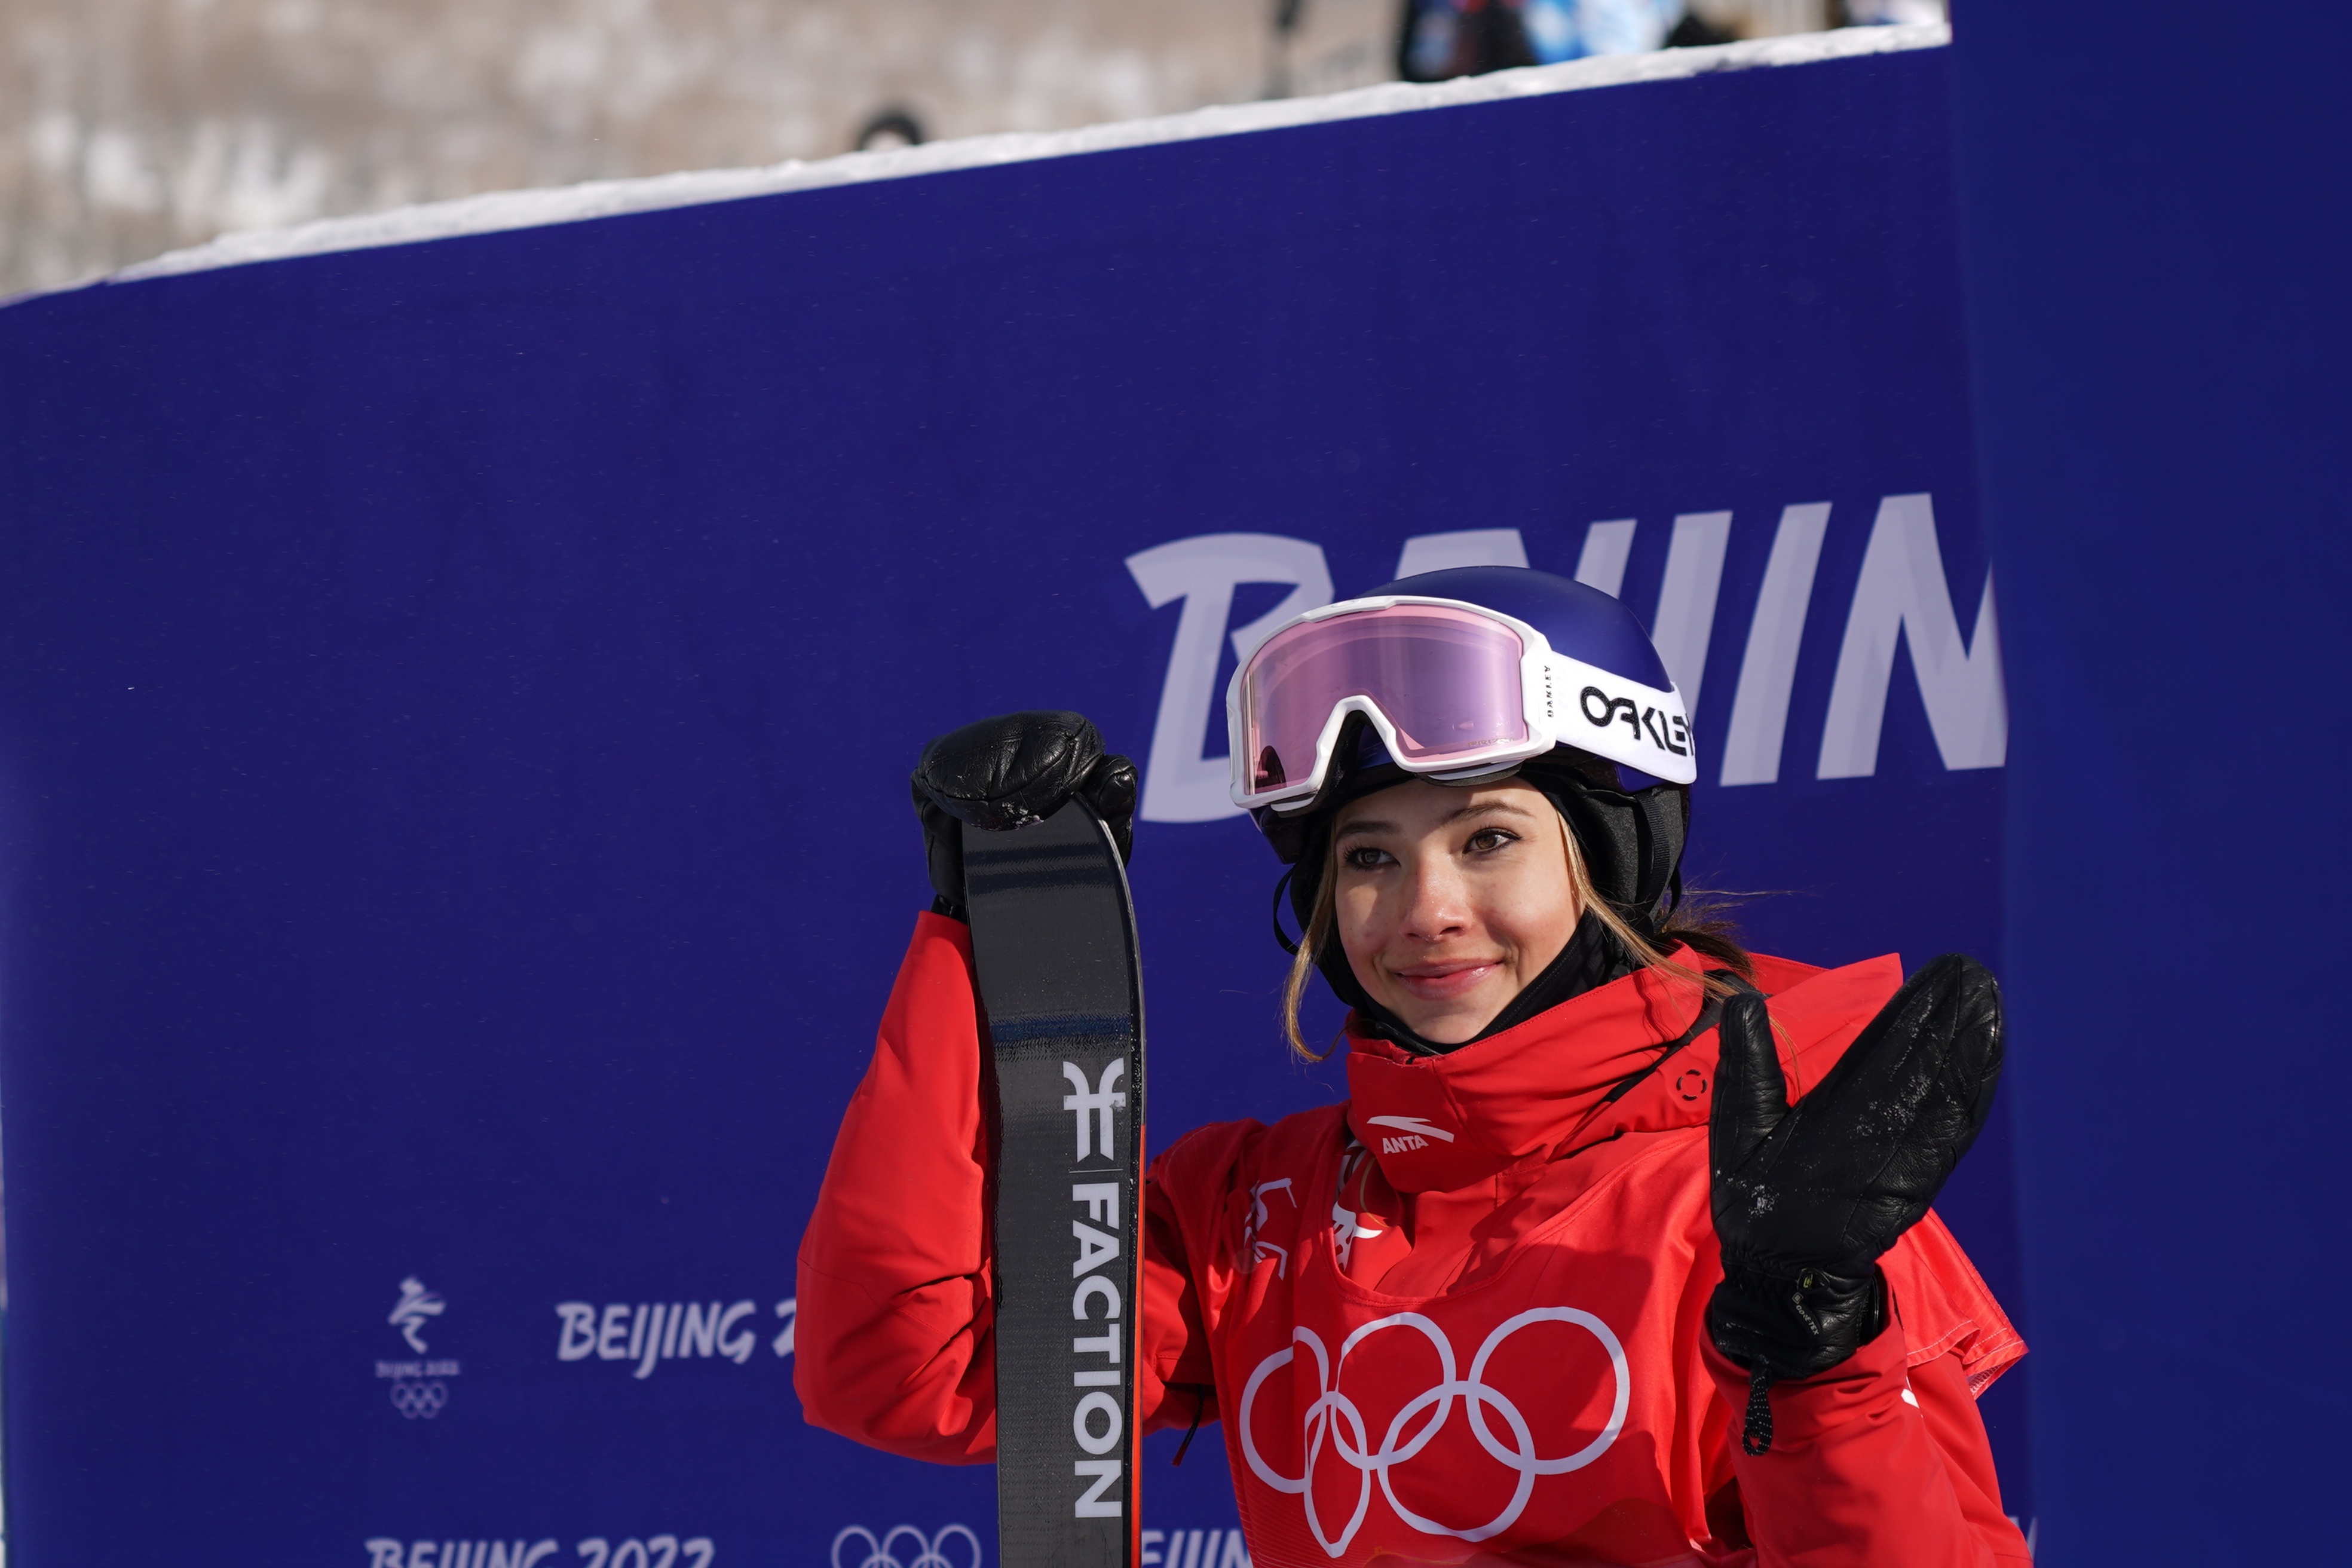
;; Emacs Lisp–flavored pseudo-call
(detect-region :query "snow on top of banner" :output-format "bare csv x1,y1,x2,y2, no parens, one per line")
102,23,1945,289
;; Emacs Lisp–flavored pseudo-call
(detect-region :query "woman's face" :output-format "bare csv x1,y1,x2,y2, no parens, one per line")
1330,778,1582,1045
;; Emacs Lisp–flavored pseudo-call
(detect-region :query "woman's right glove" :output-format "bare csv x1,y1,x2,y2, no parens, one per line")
909,711,1138,920
1707,953,2003,1454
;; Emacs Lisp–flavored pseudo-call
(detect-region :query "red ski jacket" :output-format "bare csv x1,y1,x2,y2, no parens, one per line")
797,913,2031,1567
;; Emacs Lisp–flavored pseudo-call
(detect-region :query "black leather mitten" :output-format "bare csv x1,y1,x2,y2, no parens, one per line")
909,711,1137,920
1707,954,2003,1454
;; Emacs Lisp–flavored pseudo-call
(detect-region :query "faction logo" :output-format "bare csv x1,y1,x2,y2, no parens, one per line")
377,1275,462,1419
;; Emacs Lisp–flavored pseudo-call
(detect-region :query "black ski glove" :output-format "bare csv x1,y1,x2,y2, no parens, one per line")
909,710,1138,920
1707,953,2003,1454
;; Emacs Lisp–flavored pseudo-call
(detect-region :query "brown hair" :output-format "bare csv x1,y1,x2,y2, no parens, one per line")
1279,803,1754,1061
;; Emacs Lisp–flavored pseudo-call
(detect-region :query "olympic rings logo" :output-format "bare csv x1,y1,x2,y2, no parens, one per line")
1237,1309,1630,1555
388,1379,448,1419
831,1525,982,1568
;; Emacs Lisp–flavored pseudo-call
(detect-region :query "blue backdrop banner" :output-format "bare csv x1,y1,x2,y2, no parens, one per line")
1950,0,2352,1559
0,30,2022,1566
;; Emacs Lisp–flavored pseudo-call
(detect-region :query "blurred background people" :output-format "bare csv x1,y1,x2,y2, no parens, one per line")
0,0,1940,301
1841,1,1949,22
1396,0,1734,82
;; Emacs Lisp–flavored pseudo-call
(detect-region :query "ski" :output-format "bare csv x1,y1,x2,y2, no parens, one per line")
963,798,1146,1568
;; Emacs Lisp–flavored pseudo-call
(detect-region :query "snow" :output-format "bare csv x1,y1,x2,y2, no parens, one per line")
79,23,1945,293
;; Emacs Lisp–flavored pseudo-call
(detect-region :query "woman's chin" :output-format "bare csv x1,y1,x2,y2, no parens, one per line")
1385,991,1510,1046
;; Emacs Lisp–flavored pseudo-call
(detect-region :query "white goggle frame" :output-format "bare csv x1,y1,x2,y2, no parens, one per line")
1224,594,1697,813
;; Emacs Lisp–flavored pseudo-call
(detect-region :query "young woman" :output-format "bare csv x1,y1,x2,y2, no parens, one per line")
797,567,2029,1566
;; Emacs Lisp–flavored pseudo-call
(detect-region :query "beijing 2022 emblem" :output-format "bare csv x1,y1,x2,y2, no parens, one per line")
378,1275,463,1418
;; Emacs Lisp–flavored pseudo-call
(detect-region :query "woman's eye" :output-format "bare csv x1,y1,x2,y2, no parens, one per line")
1467,828,1518,854
1342,846,1392,871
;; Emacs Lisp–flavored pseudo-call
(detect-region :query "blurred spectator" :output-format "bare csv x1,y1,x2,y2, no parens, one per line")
2,0,1385,300
1840,1,1944,22
1,0,1867,299
1397,0,1741,82
855,109,929,152
1393,0,1941,82
1665,12,1743,46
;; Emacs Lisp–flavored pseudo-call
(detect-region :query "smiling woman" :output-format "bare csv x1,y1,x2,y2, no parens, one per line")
1333,782,1583,1041
797,566,2028,1566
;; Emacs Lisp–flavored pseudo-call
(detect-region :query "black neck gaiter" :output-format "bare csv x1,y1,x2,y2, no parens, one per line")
1350,909,1637,1057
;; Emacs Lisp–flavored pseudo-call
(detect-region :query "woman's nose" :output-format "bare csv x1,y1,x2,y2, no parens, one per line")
1396,856,1470,942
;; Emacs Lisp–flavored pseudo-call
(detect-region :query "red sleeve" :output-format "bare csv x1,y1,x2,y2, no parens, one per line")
1138,1154,1220,1437
793,912,1208,1463
1138,1115,1279,1439
794,912,999,1463
1702,1276,2033,1566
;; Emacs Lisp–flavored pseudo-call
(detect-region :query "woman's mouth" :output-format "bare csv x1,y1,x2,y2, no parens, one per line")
1389,958,1502,1002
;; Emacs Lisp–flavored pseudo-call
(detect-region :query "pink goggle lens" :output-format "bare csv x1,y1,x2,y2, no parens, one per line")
1239,604,1530,796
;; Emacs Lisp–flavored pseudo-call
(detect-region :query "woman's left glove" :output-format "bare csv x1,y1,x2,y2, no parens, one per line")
909,710,1137,920
1707,954,2003,1453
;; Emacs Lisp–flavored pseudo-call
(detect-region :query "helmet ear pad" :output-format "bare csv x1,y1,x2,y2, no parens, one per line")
1525,758,1690,942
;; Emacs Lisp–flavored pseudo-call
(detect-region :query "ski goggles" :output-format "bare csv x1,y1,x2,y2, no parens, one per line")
1226,595,1696,812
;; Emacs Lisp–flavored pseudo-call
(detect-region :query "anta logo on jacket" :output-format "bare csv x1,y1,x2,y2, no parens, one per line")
1361,1114,1456,1153
795,914,2033,1568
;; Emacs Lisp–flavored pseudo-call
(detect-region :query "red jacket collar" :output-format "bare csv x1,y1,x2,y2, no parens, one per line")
1343,948,1901,1193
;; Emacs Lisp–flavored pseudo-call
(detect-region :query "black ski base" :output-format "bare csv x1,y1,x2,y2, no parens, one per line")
963,799,1146,1568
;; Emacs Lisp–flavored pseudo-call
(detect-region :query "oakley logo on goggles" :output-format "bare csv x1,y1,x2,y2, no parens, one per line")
1226,596,1697,811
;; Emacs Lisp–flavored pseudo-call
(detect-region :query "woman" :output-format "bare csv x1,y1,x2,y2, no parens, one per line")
797,567,2029,1566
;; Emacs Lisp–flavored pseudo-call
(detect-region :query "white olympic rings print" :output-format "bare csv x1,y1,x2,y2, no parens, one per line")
389,1379,448,1419
831,1525,983,1568
1236,1309,1630,1555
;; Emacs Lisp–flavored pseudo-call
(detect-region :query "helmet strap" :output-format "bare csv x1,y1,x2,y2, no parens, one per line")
1270,866,1302,958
